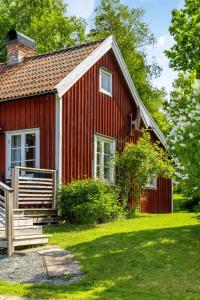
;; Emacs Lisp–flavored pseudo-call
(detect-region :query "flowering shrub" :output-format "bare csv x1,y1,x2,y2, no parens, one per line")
115,131,173,212
167,71,200,199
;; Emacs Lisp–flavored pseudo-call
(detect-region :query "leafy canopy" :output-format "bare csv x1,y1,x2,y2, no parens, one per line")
90,0,168,133
0,0,86,62
165,0,200,78
115,131,173,208
166,71,200,199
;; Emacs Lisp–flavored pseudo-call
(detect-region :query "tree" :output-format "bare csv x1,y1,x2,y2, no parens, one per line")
165,0,200,78
0,0,86,62
115,131,173,212
166,71,200,199
89,0,168,133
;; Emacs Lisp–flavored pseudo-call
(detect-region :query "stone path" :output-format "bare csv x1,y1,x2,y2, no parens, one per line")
38,247,83,278
0,246,83,285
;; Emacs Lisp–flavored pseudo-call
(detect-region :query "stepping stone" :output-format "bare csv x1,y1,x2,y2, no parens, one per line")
41,248,82,278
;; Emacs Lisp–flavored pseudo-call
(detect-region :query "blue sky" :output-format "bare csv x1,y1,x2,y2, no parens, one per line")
65,0,185,95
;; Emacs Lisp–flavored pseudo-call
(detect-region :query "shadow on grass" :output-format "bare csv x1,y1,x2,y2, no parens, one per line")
1,223,200,300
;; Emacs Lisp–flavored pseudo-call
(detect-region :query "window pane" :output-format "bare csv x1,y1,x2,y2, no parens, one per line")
104,167,110,181
101,70,111,93
104,142,111,154
97,153,101,165
25,160,36,168
97,140,101,153
11,161,21,168
26,133,36,147
96,166,100,177
11,135,21,148
25,147,35,160
11,148,21,162
104,154,111,167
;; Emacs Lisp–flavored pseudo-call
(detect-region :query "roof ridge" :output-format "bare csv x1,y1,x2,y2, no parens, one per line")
24,38,106,61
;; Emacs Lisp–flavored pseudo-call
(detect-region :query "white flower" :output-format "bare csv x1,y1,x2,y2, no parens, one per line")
180,143,186,148
189,133,194,139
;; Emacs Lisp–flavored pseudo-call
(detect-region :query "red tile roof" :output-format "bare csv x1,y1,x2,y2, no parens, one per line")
0,40,103,101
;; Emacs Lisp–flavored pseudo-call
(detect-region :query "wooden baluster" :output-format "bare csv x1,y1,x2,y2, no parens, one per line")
12,167,19,209
6,189,14,256
52,171,57,209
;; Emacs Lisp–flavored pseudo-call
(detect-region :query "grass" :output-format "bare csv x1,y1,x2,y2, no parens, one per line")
0,213,200,299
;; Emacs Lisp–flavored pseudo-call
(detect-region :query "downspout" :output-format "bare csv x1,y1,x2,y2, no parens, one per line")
55,93,63,185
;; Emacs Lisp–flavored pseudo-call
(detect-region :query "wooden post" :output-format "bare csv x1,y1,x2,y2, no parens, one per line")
11,167,19,209
6,190,14,256
52,171,57,209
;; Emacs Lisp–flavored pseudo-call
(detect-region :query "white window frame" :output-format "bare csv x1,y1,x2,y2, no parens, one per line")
99,67,112,96
6,128,40,179
146,177,157,190
93,134,116,184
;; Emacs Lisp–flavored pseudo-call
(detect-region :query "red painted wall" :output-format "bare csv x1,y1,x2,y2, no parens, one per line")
62,50,172,213
0,93,56,180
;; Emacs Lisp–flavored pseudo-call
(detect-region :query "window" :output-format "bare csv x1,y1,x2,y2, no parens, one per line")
6,128,40,178
146,177,157,190
94,135,116,184
99,67,112,96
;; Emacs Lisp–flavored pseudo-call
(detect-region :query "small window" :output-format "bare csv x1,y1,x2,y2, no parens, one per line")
99,68,112,96
94,135,116,183
146,177,157,190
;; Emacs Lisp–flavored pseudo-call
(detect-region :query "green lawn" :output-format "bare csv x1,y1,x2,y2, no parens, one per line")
0,213,200,299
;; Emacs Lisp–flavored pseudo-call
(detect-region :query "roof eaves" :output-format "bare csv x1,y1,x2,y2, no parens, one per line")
0,89,56,103
111,37,167,148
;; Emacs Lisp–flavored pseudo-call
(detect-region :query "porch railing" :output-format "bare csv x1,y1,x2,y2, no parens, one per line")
11,167,57,209
0,181,14,256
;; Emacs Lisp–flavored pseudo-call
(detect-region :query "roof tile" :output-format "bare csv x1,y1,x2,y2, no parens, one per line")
0,40,103,101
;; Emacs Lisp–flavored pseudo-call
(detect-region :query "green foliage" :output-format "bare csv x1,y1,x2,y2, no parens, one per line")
58,179,122,225
0,0,86,62
89,0,168,132
165,0,200,77
166,71,200,200
172,193,198,212
115,131,173,210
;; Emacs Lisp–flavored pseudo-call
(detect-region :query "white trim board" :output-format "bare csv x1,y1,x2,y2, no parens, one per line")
55,94,63,184
54,36,166,148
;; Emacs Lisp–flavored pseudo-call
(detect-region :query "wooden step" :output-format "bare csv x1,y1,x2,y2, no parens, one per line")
0,216,34,228
14,209,58,217
0,234,51,247
14,217,33,227
0,225,42,237
13,234,51,246
32,216,59,225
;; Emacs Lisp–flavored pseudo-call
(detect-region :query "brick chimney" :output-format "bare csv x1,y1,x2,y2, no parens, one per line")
6,29,36,65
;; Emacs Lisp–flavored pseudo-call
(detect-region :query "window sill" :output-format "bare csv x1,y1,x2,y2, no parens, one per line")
99,88,112,97
146,186,157,190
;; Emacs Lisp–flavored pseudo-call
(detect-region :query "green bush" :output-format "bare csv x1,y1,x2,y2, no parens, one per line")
173,194,200,212
58,179,123,225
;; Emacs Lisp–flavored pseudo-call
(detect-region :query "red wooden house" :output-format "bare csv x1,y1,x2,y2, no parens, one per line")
0,29,172,222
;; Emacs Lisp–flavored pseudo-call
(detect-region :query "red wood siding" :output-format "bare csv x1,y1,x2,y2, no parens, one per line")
62,50,172,213
0,93,56,179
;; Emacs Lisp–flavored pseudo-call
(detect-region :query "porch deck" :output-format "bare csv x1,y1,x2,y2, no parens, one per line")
0,166,59,255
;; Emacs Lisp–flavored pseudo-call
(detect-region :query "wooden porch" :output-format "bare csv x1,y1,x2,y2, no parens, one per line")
0,167,59,256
